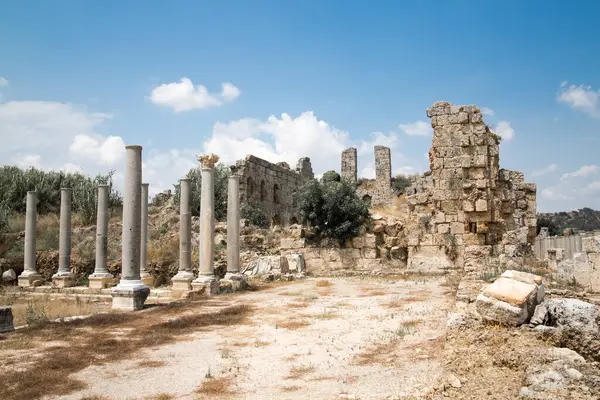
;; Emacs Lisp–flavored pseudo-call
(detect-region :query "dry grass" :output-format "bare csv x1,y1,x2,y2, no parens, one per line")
281,385,302,392
285,365,316,380
277,319,311,330
286,301,310,308
254,339,270,347
195,376,232,396
144,394,175,400
279,290,303,296
384,295,426,309
315,280,332,287
311,311,339,320
354,341,397,366
0,302,253,400
137,360,166,368
147,235,179,265
80,396,110,400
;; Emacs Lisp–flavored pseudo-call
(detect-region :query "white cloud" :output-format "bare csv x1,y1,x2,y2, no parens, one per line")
150,77,240,112
357,132,399,155
398,120,432,136
0,77,8,87
557,82,599,117
560,165,599,181
481,107,495,116
69,134,125,165
531,163,558,177
494,120,514,141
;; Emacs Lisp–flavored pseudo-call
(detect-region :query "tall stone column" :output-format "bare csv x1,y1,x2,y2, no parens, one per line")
89,184,113,289
223,167,247,290
18,191,42,287
52,188,75,287
139,183,154,287
192,153,219,295
111,145,150,310
172,178,194,291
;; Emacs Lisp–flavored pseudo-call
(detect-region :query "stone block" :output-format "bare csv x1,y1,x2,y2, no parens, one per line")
302,248,322,260
475,199,488,212
340,248,361,259
362,248,380,259
285,253,305,272
475,293,530,326
450,222,464,234
222,273,248,291
191,276,219,296
244,256,289,275
280,238,306,249
364,234,377,249
52,275,76,288
111,284,150,311
437,223,450,234
352,236,365,249
583,236,600,253
0,306,14,333
89,274,113,290
18,271,43,288
463,200,475,212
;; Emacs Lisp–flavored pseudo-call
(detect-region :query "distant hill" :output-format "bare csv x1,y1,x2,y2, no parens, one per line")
537,207,600,236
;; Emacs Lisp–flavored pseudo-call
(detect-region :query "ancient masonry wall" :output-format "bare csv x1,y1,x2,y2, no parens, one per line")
404,102,536,301
352,145,394,207
341,147,357,183
235,155,314,226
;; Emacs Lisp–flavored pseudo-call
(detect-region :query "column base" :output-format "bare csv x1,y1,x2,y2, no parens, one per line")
52,272,76,288
89,273,114,290
222,272,248,291
141,273,155,288
18,271,43,287
111,280,150,311
191,275,219,295
171,271,194,291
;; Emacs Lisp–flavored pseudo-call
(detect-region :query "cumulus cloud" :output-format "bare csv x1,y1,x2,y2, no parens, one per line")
357,132,399,155
69,134,126,165
494,120,514,141
481,107,495,116
560,165,599,181
531,163,558,177
557,81,599,117
150,77,240,112
398,120,432,136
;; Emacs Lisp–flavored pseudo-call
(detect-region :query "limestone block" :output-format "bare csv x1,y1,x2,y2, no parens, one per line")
0,306,14,333
384,236,400,247
326,249,341,261
582,236,600,253
500,270,543,286
356,258,383,270
516,200,527,209
364,234,377,249
469,168,486,180
340,248,361,259
280,238,306,249
530,299,599,330
482,277,540,306
474,199,487,212
556,253,590,289
111,286,150,311
244,256,289,275
460,155,471,168
372,222,386,233
471,112,483,123
2,269,16,282
476,180,488,189
450,222,464,234
408,236,420,246
352,236,365,249
285,253,305,272
362,248,380,259
463,200,475,212
475,293,530,326
473,155,487,167
302,248,322,260
436,223,449,234
589,256,600,293
435,211,446,224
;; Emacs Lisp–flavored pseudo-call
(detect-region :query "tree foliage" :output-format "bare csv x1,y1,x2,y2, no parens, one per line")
0,166,122,231
393,174,412,194
536,215,563,237
321,170,341,183
241,203,269,228
296,179,370,244
173,163,230,221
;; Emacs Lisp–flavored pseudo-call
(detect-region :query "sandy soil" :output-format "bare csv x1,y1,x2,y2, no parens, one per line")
54,277,452,400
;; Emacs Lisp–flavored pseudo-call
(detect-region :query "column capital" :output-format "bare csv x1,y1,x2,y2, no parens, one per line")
196,153,219,168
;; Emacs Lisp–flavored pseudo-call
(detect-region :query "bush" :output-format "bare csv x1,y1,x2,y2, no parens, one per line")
296,179,370,244
0,166,122,231
173,163,230,221
537,215,561,236
241,203,269,228
393,174,412,194
321,170,341,183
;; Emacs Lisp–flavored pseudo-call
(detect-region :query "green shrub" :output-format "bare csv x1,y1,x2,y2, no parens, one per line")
0,166,122,230
322,170,341,183
296,179,370,244
393,174,412,193
173,163,230,221
241,203,269,228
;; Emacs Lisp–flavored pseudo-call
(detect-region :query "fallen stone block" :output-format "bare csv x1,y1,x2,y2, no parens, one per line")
529,298,599,330
243,256,289,275
476,293,532,326
0,306,14,333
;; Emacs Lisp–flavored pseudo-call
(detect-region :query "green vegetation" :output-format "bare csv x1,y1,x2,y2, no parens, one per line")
321,170,341,183
296,178,369,244
0,166,122,232
393,174,412,194
241,203,269,228
172,163,230,221
537,208,600,235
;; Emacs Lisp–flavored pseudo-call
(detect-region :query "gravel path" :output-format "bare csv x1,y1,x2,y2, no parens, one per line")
57,276,451,400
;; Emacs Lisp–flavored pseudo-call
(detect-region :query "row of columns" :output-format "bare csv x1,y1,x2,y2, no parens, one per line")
16,145,244,310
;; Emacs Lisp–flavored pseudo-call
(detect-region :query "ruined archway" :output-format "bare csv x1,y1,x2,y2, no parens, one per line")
290,216,299,225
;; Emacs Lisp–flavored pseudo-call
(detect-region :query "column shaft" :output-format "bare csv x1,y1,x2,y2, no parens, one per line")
140,183,149,276
199,166,215,275
121,145,142,281
94,185,109,275
57,188,72,274
23,191,37,273
227,175,240,273
179,178,192,273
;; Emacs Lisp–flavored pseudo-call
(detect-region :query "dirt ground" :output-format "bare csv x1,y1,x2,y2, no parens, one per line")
2,276,597,400
0,276,451,400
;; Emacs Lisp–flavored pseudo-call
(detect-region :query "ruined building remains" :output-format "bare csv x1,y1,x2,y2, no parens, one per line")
234,155,314,226
342,145,393,207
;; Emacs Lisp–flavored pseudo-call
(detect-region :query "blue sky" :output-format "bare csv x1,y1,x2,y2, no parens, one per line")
1,1,599,212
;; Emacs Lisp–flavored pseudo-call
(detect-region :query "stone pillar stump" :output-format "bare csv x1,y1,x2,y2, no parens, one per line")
18,191,42,287
89,184,113,289
172,178,195,291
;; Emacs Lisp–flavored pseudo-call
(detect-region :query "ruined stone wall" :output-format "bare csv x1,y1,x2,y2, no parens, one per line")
235,155,314,226
341,147,357,183
355,145,394,206
403,102,537,300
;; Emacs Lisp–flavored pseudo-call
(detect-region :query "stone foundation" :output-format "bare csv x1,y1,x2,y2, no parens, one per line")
222,272,248,291
52,274,76,288
88,274,113,290
111,282,150,311
191,275,219,295
18,271,43,287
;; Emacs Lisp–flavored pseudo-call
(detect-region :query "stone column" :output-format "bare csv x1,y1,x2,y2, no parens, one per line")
52,188,75,287
18,191,42,287
223,167,246,290
139,183,154,287
89,185,113,289
172,178,194,291
111,145,150,310
192,153,219,295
